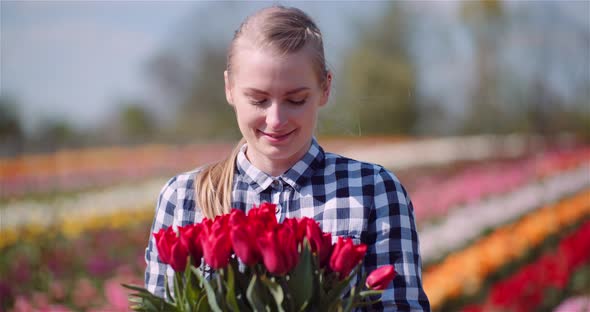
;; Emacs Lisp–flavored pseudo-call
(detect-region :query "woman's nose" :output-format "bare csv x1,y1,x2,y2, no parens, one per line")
266,102,288,129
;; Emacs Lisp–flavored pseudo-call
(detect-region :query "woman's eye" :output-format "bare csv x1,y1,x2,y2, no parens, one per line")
251,99,267,105
288,99,306,105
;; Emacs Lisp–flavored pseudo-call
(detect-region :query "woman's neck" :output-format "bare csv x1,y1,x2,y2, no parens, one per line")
245,142,311,177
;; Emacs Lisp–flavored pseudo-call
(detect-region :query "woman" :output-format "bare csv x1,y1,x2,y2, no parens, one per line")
145,5,430,311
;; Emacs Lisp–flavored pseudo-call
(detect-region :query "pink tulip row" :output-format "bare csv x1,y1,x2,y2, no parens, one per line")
9,274,141,312
0,143,233,199
0,138,402,199
553,296,590,312
3,136,580,199
410,147,590,223
1,224,148,312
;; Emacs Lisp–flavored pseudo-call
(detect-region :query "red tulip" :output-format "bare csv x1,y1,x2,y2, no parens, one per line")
200,219,232,269
231,223,261,266
154,227,176,264
299,218,332,267
329,237,367,279
318,233,333,268
257,224,299,275
301,218,322,250
229,209,247,227
169,240,189,272
153,227,189,272
365,265,396,290
248,203,278,230
178,224,203,267
284,218,302,244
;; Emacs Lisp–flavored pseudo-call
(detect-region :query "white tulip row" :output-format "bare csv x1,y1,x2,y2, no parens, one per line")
1,178,166,230
419,163,590,263
340,134,543,170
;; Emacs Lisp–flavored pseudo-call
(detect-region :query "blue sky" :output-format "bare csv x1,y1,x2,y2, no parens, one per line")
1,1,386,134
2,1,204,132
2,1,587,135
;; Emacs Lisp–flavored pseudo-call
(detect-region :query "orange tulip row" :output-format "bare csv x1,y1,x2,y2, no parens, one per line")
423,189,590,310
0,143,233,198
0,138,408,180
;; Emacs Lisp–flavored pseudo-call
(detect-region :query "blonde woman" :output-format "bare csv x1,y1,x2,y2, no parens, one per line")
145,6,430,311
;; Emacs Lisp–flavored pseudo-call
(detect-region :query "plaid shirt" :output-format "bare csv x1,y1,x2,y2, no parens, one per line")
145,138,430,311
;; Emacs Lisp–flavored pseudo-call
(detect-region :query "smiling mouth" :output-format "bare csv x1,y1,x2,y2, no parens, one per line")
259,129,295,140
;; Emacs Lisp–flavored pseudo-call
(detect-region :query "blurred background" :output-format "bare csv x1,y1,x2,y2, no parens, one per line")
1,1,589,311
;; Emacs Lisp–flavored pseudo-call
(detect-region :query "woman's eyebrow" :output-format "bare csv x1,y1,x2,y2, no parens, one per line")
244,87,310,95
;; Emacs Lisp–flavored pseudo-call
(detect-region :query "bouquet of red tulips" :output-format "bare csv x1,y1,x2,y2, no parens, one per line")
124,203,396,311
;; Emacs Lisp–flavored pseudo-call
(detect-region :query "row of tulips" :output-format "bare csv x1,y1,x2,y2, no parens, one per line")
0,204,154,250
0,178,162,250
2,159,587,259
3,150,587,252
410,147,590,223
461,220,590,312
553,296,590,312
420,163,590,263
0,143,232,199
1,223,149,312
1,135,552,199
423,189,590,310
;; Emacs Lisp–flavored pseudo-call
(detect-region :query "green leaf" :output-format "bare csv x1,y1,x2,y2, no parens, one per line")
164,274,174,303
246,275,268,311
122,283,177,312
195,294,209,312
228,258,253,311
224,264,241,312
183,262,200,310
287,240,314,311
260,276,285,312
173,272,185,312
321,264,362,311
121,283,152,293
358,290,384,298
343,270,366,312
192,267,223,312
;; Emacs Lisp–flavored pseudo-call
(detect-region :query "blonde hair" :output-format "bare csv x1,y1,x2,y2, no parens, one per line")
196,5,328,219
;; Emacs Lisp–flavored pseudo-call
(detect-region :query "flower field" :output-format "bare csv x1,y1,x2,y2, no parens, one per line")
1,135,588,311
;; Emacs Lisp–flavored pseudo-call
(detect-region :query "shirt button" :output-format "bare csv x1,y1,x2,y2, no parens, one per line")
271,180,280,188
275,205,281,213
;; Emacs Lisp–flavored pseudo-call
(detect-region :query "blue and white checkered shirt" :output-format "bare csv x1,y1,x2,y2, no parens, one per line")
145,138,430,311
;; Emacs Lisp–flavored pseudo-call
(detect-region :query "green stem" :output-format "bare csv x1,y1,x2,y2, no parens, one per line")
217,269,226,310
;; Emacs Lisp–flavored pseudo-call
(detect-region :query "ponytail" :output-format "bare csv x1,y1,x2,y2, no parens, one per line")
195,138,246,219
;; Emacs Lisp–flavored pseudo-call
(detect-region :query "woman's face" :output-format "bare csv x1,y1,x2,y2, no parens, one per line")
225,44,330,175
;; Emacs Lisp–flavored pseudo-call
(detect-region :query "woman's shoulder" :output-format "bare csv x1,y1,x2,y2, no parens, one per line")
158,166,207,198
322,151,400,181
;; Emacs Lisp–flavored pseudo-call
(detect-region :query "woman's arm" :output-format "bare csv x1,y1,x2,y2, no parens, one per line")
363,168,430,311
144,176,178,298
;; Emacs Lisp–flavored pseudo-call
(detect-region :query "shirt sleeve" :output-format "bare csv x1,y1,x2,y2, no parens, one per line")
144,176,178,298
362,168,430,311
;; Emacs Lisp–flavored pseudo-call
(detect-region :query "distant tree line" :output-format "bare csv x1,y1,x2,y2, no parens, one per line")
1,0,588,156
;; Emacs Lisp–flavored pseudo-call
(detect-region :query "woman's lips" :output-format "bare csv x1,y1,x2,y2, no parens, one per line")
259,129,295,143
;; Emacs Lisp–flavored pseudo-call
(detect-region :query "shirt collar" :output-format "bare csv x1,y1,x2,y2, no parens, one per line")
236,137,325,193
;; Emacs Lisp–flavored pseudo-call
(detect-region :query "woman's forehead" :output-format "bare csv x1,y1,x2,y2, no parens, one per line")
231,46,320,90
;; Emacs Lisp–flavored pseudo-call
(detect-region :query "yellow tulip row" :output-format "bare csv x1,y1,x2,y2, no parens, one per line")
0,205,154,250
423,188,590,310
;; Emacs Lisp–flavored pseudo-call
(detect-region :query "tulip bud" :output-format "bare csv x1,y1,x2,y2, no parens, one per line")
329,237,367,279
231,224,261,266
365,265,396,290
200,220,232,269
178,224,203,267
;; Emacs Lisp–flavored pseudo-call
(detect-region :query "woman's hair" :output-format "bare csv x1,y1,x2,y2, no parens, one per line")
195,5,328,219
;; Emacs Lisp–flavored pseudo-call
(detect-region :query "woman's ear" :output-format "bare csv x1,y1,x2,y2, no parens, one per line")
224,70,234,106
319,71,332,107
